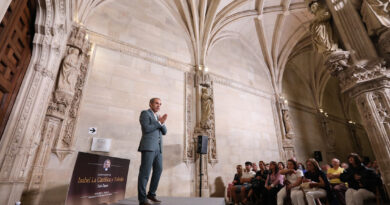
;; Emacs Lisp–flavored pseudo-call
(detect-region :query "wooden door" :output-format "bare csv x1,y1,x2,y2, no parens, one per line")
0,0,35,139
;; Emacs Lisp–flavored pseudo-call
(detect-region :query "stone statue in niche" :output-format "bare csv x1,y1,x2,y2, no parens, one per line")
282,110,294,139
58,47,80,94
361,0,390,36
308,0,338,55
49,47,80,114
200,87,213,130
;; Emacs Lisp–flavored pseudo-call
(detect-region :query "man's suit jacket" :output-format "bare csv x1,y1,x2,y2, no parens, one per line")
138,109,167,153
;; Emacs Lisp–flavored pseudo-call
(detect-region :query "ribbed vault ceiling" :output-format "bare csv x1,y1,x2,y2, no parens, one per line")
73,0,315,93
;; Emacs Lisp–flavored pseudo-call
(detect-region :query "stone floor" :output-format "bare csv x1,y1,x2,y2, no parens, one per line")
110,196,225,205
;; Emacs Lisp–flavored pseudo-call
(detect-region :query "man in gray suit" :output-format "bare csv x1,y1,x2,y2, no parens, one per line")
138,98,167,205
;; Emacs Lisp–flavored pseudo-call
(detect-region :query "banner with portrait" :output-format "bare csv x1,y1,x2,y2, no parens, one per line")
66,152,130,205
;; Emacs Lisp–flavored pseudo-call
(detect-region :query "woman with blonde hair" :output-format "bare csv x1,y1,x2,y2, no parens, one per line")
292,158,330,205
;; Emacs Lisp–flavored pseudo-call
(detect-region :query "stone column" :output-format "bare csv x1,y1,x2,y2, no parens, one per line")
306,0,390,194
324,0,377,62
193,66,217,197
341,67,390,194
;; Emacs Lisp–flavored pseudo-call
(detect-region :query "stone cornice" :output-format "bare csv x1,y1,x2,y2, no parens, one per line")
288,100,365,129
210,73,274,99
86,29,275,100
86,29,194,73
347,74,390,99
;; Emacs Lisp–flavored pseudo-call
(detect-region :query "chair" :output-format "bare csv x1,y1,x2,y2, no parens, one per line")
315,187,383,205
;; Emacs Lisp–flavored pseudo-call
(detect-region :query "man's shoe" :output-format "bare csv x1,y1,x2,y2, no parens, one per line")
147,195,161,203
139,201,152,205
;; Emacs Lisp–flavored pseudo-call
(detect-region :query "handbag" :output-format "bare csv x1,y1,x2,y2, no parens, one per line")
300,182,311,191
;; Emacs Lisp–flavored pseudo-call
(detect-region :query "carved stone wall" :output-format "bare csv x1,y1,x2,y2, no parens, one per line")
0,1,71,204
50,26,91,160
306,0,390,194
184,72,195,164
193,70,217,197
354,88,390,192
23,26,91,203
278,97,296,161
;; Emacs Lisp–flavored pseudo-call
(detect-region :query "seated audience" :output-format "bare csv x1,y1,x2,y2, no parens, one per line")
266,163,270,171
278,162,285,171
341,162,349,169
264,161,284,205
340,153,381,205
277,159,303,205
298,162,306,174
248,161,269,202
372,160,380,176
292,158,330,205
328,158,347,205
362,156,371,168
231,165,243,204
252,162,258,172
232,161,255,205
321,164,331,174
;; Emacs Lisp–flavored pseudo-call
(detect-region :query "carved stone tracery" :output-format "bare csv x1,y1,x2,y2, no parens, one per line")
361,0,390,37
306,0,390,193
26,25,91,194
0,1,72,204
49,26,91,159
194,70,217,165
184,72,195,163
192,68,217,197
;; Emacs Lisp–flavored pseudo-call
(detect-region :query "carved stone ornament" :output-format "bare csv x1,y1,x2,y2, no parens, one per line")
282,109,295,139
56,48,80,97
0,2,74,205
378,30,390,66
361,0,390,36
337,59,387,92
200,87,214,130
354,91,390,195
194,70,217,166
25,26,91,194
282,144,295,160
325,50,351,76
47,26,91,160
195,70,212,87
184,72,195,163
372,91,390,123
68,26,90,54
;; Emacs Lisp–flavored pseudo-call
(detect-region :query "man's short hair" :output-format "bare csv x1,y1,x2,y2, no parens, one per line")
149,98,160,104
348,153,362,166
245,161,252,166
332,158,340,164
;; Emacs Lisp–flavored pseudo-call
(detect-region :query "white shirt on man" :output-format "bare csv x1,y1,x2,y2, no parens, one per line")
242,170,256,179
